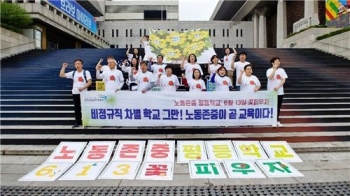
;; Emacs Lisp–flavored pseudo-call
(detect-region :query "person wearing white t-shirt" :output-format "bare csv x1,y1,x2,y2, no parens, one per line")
180,54,203,85
238,64,261,93
188,69,206,92
223,47,237,84
233,52,250,91
134,61,156,93
96,58,124,92
266,57,288,127
208,55,222,77
149,55,167,82
122,58,140,91
158,65,179,92
210,66,233,91
126,46,141,62
59,59,92,128
140,35,151,61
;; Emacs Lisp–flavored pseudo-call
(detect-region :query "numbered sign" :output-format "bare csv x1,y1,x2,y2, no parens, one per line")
136,162,174,180
46,142,87,163
177,141,208,163
260,141,302,162
113,141,146,162
98,161,140,180
256,159,304,178
78,141,115,163
19,163,72,181
144,140,175,162
205,140,238,161
59,162,107,180
222,160,265,178
189,160,226,179
232,141,268,160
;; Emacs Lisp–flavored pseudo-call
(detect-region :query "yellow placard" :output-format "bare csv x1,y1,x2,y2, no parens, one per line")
96,81,105,91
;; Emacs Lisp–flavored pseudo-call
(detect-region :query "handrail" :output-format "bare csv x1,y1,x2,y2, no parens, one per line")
1,40,35,50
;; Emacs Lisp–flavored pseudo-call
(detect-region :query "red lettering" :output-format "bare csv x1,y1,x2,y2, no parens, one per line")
150,144,169,158
53,146,76,160
87,145,108,159
120,144,139,158
145,164,168,176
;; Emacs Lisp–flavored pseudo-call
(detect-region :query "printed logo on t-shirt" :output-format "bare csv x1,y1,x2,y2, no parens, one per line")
276,74,281,80
225,58,228,61
143,77,149,83
223,80,228,86
159,68,163,73
168,81,174,86
78,77,84,82
196,84,201,89
109,75,115,81
250,80,255,85
133,70,138,75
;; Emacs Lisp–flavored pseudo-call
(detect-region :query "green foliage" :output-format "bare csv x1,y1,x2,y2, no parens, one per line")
316,27,350,41
0,2,32,32
287,25,327,38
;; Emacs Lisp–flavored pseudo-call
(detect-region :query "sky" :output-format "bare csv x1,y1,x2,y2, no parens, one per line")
179,0,219,21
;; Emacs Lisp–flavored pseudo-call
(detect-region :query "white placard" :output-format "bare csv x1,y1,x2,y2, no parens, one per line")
46,142,87,163
78,141,115,163
98,161,140,180
232,141,269,160
18,162,73,181
205,140,238,161
255,159,304,178
189,160,226,179
59,162,107,181
177,141,208,163
222,160,266,178
144,140,175,162
260,141,302,162
136,162,174,180
113,141,146,162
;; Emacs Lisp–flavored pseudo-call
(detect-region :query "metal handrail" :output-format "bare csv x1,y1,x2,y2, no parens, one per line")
1,40,35,50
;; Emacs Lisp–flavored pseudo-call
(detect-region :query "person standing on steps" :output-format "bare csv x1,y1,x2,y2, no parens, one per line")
223,47,237,84
96,57,124,92
59,59,92,128
266,57,288,127
233,52,250,91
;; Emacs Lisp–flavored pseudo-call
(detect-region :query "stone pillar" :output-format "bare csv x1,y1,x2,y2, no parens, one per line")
304,0,320,25
253,13,259,48
276,0,287,48
256,7,268,48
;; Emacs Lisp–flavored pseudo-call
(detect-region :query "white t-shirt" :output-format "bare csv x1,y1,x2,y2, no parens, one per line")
151,64,167,81
134,71,154,92
188,79,206,92
128,54,142,62
98,69,124,91
183,63,203,82
212,75,232,91
65,70,92,94
240,75,261,92
159,74,179,92
100,65,109,72
208,64,221,77
122,64,140,85
234,61,250,86
223,53,235,71
266,68,288,95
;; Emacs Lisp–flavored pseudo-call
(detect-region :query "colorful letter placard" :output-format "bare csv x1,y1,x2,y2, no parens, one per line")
232,141,269,160
205,140,238,161
222,160,266,179
144,140,175,162
112,141,146,162
45,142,87,163
78,141,115,163
19,163,73,181
189,160,226,179
255,159,304,178
98,161,141,180
177,141,208,163
136,162,174,180
260,141,302,162
59,162,107,181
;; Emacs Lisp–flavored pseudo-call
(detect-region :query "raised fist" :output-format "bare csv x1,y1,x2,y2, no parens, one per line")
62,63,68,68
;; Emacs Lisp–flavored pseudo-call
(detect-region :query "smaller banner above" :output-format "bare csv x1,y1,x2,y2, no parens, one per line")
18,163,73,181
255,159,304,178
112,141,146,162
144,140,175,162
232,141,269,160
189,160,226,179
98,161,141,180
136,162,174,180
78,141,115,163
59,162,107,181
45,142,87,163
260,141,303,162
222,160,266,179
205,140,238,161
177,141,208,163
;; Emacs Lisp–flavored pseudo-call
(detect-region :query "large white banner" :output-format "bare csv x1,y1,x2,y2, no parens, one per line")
81,91,277,127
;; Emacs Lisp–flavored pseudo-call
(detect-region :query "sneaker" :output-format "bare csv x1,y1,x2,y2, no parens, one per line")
272,124,277,127
277,122,284,127
72,124,82,128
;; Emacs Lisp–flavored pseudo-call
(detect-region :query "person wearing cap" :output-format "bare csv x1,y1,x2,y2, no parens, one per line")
233,52,250,91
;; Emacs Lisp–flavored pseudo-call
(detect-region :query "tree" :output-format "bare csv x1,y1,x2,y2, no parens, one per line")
0,2,32,32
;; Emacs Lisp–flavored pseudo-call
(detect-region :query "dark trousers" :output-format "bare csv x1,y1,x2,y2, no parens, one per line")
73,94,82,125
277,95,284,121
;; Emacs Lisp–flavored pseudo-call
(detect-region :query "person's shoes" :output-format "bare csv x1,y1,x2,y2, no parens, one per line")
72,124,82,128
272,124,277,128
277,122,283,127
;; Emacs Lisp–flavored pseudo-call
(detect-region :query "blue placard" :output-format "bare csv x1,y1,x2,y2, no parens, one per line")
48,0,97,34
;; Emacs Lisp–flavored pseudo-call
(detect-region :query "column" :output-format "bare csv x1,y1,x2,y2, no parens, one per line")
253,13,259,48
304,0,320,25
276,0,287,48
256,7,268,48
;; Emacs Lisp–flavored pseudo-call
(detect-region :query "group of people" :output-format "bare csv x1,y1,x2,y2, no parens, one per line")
59,45,287,129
